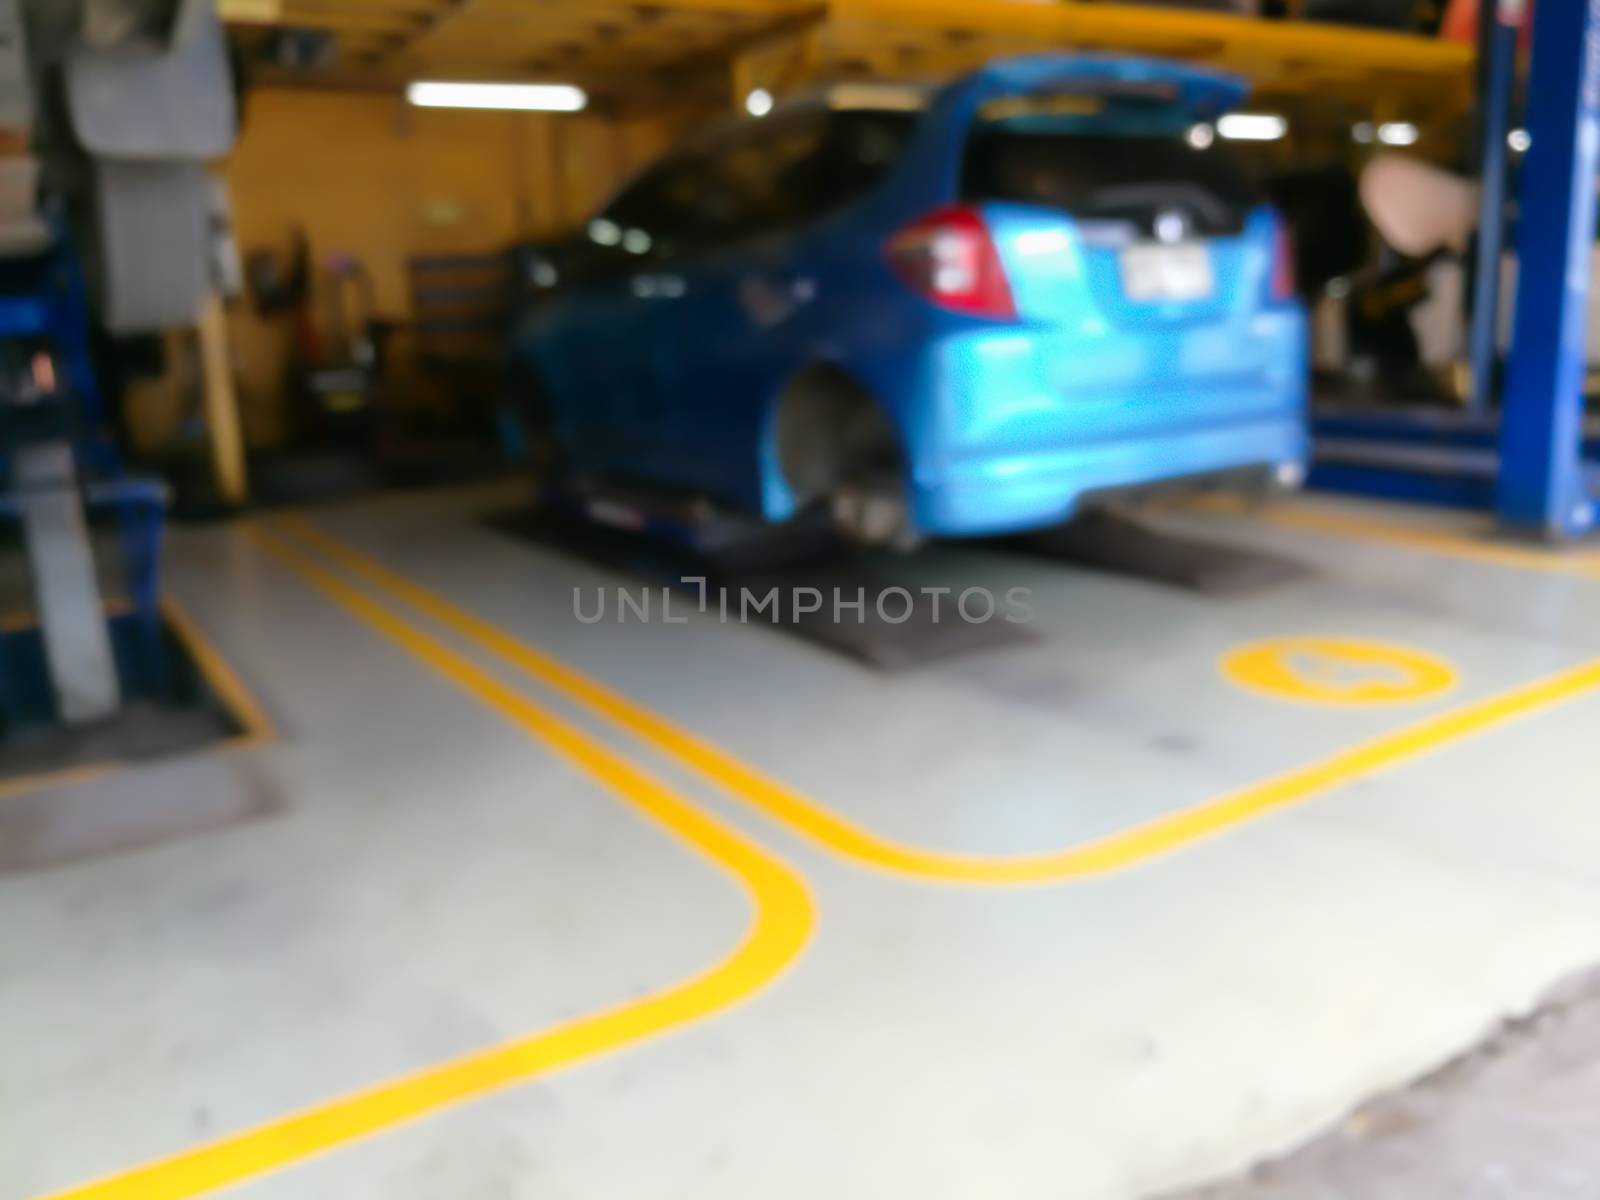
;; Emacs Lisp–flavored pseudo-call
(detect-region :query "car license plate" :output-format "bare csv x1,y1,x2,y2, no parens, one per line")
1120,243,1213,301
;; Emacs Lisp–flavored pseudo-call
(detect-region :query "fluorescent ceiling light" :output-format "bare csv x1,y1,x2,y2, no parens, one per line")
745,88,774,118
1509,128,1530,152
826,84,927,112
1216,113,1287,141
217,0,282,20
1377,121,1419,146
406,82,587,112
1187,122,1215,149
1352,121,1376,144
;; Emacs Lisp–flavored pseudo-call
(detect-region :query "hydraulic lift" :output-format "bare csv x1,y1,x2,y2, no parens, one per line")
1312,0,1600,541
1494,0,1600,538
0,220,168,742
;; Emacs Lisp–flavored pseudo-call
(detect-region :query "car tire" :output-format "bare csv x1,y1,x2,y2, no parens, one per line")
776,370,921,551
829,467,922,553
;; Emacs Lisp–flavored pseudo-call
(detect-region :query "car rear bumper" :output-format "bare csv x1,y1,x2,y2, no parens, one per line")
913,414,1306,535
893,311,1308,537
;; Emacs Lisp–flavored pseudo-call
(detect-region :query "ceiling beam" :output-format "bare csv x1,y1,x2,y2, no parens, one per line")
531,0,826,14
660,5,826,69
363,0,480,64
827,0,1471,76
232,0,1474,123
277,11,417,32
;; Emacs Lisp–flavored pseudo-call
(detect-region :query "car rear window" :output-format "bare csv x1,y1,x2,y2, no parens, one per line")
961,127,1261,237
705,108,921,243
583,107,922,270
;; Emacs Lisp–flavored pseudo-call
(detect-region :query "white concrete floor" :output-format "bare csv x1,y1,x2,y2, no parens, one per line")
4,485,1600,1200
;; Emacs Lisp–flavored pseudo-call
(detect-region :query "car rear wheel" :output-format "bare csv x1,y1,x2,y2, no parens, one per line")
775,369,921,551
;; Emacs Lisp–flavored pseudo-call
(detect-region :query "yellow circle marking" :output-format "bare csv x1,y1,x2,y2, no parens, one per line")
1222,636,1458,706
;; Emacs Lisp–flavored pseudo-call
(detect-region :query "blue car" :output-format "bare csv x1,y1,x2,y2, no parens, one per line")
508,55,1307,546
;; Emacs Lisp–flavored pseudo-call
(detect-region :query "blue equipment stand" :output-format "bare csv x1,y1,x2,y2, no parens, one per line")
0,222,169,731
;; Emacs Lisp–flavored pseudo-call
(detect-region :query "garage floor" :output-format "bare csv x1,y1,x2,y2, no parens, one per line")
5,485,1600,1200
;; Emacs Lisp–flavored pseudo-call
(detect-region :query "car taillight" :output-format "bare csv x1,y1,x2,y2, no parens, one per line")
1270,217,1295,302
885,204,1017,320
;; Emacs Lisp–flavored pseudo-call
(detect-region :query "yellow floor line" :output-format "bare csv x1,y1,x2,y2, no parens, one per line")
277,515,1600,887
0,597,135,634
1258,502,1600,580
160,598,279,747
40,529,814,1200
0,761,119,802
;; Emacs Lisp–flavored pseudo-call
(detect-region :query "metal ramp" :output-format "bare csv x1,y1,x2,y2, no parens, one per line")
486,496,1037,671
489,479,1308,669
1006,509,1313,597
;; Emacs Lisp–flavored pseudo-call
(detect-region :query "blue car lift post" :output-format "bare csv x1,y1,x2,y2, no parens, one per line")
1310,0,1600,539
1496,0,1600,538
0,222,168,735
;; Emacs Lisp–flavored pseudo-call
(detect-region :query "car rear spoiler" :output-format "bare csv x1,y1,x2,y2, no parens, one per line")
955,54,1249,123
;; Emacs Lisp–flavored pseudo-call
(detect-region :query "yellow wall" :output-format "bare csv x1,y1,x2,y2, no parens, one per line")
210,88,677,447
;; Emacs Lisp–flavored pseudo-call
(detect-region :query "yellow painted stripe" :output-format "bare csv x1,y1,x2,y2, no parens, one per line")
160,597,278,747
277,516,1600,886
0,762,120,802
42,529,814,1200
1259,502,1600,580
0,597,135,634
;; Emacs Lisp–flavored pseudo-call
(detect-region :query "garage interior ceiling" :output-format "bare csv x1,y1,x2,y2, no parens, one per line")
233,0,1474,119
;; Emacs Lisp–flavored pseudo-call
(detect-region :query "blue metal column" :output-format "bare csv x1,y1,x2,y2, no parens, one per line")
1466,0,1518,418
1498,0,1600,538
